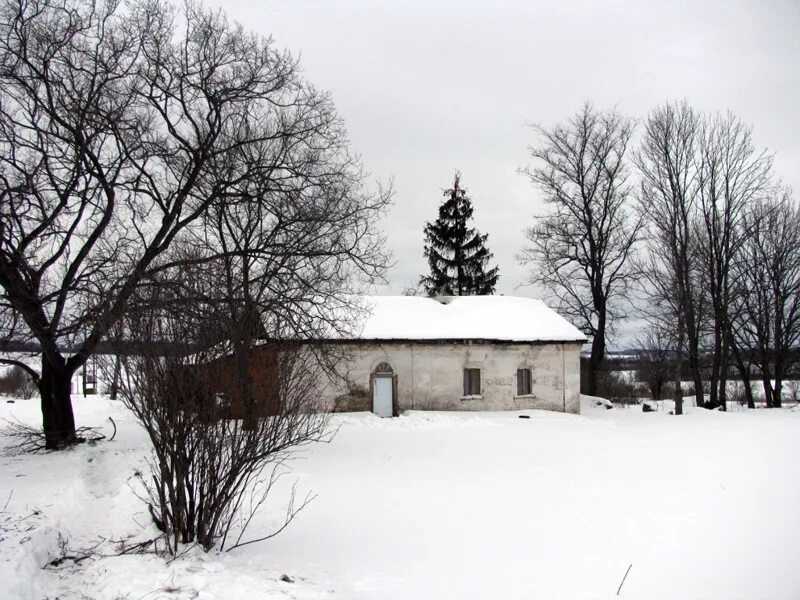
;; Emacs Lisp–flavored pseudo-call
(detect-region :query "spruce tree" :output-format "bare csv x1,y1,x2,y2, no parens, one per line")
420,172,500,295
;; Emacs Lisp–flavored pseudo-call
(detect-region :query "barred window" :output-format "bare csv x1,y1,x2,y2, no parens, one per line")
517,368,532,395
464,368,481,396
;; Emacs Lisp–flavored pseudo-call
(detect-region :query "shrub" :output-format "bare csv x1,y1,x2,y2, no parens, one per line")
596,369,642,405
119,341,330,553
0,366,37,399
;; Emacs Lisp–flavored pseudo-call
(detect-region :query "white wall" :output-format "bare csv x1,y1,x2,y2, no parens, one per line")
326,341,581,414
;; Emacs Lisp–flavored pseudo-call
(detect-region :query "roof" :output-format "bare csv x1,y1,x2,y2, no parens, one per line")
349,295,586,343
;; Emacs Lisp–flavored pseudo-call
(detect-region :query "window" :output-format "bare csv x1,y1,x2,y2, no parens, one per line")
517,368,532,395
463,368,481,396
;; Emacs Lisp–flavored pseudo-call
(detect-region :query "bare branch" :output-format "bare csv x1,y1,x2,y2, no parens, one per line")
0,0,388,448
520,102,640,394
0,358,39,384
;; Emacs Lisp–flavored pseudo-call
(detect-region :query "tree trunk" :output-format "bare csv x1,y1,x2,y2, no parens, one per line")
587,313,606,397
708,319,723,409
110,355,121,400
773,373,783,408
762,378,773,408
773,304,784,408
691,370,704,406
718,327,732,411
674,313,684,415
730,339,755,409
685,307,704,408
39,357,78,449
761,363,774,408
586,358,597,397
740,365,755,410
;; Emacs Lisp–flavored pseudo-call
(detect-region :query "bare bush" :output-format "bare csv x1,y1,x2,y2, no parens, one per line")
728,381,750,407
116,295,333,554
596,368,642,405
1,418,105,454
0,365,37,399
635,327,675,400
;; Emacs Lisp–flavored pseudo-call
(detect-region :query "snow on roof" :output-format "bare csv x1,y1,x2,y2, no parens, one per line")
348,296,586,343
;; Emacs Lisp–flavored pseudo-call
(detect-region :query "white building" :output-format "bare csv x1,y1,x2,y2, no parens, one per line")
327,296,586,417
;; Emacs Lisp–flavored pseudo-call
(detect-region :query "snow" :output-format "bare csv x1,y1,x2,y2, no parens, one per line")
2,394,800,599
353,295,586,342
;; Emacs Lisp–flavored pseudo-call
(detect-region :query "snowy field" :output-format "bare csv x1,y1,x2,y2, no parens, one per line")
1,395,799,599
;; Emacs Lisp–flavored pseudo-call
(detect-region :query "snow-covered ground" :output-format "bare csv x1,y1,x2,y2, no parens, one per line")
1,395,799,599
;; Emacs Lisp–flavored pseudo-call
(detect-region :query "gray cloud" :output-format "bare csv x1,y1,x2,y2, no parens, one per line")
218,0,800,314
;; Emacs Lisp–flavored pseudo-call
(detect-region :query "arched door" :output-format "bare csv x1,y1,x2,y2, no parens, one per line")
371,361,394,418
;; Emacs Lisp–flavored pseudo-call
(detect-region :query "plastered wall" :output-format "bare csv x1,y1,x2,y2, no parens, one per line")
327,341,582,415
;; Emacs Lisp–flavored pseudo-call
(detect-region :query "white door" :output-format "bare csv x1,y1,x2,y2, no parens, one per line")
372,377,393,417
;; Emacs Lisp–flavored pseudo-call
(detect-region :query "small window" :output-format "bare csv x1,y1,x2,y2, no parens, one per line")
374,361,393,374
463,368,481,396
517,368,532,395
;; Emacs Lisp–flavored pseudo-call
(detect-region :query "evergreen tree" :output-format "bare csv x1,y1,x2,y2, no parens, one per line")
420,172,500,295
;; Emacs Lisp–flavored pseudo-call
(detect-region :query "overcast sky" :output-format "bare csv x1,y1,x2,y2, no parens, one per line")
216,0,799,339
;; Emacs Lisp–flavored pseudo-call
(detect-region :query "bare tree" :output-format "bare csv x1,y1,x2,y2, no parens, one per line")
696,113,773,409
636,104,777,411
731,190,800,408
0,0,389,448
116,281,331,554
634,101,707,414
520,103,640,395
193,144,385,425
635,325,675,401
